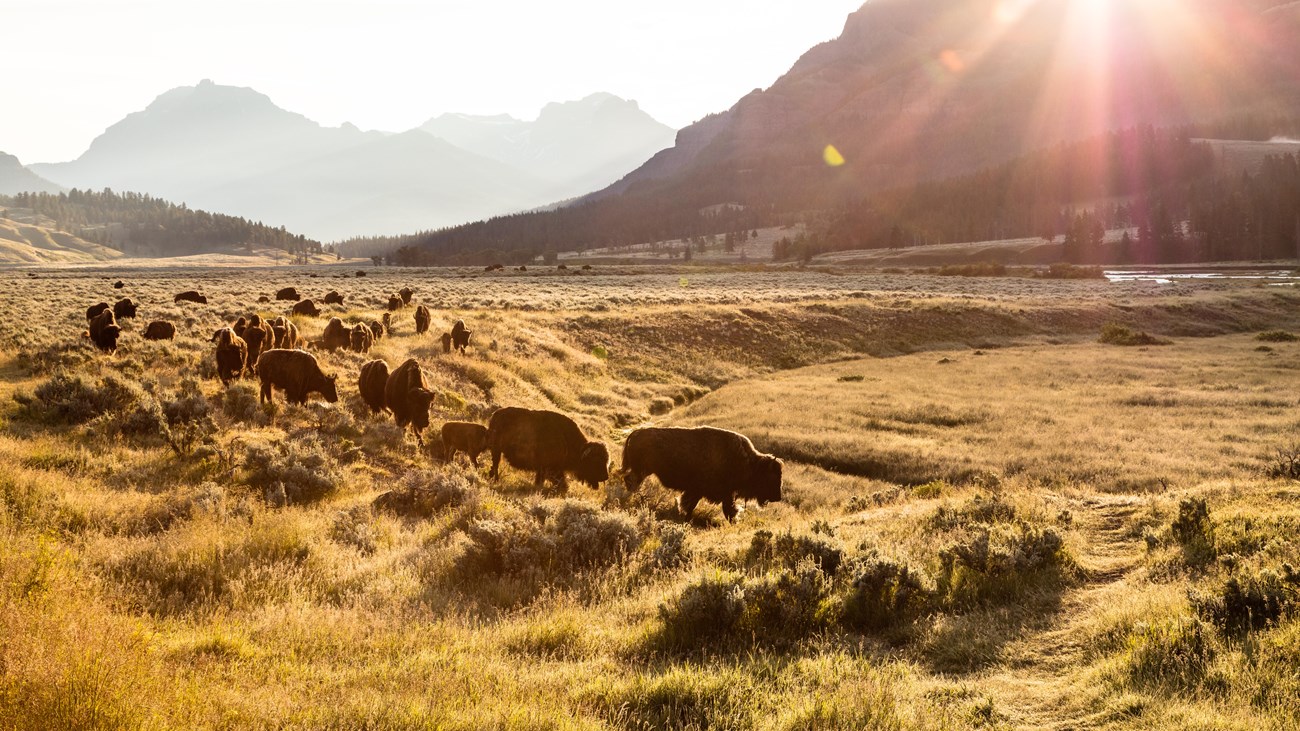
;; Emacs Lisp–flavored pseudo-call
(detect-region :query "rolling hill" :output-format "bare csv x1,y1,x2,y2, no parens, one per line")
0,217,123,264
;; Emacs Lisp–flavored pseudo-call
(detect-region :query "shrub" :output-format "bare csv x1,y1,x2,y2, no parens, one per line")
649,524,692,571
243,435,342,505
741,561,833,639
1170,497,1216,567
375,467,482,519
1122,616,1216,690
1099,323,1169,346
1255,330,1298,342
330,505,378,555
1190,565,1300,635
162,379,216,453
15,372,142,425
15,340,96,375
927,494,1017,531
656,572,747,649
221,382,261,424
746,530,843,575
840,555,931,631
1264,444,1300,480
935,522,1072,608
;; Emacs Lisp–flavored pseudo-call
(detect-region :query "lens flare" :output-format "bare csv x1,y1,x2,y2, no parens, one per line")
823,144,846,167
939,49,965,73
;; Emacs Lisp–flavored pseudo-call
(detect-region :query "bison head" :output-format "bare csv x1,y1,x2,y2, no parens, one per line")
99,324,122,351
408,388,436,431
321,374,340,403
748,455,783,506
576,441,611,489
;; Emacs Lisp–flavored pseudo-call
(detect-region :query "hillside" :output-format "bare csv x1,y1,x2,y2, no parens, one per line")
0,217,123,264
0,153,63,196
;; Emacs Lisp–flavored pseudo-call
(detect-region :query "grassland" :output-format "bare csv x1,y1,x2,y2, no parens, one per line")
1,264,1298,730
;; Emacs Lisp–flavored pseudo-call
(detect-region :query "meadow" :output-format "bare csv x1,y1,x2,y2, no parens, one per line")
1,263,1298,730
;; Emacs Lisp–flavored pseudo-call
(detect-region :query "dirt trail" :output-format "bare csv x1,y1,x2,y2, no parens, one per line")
983,495,1146,730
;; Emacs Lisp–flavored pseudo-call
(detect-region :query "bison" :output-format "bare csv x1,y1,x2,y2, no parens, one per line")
86,302,110,322
621,426,782,523
291,299,321,317
349,323,373,353
257,295,271,303
486,407,610,490
270,316,301,349
214,328,248,386
113,280,125,289
174,290,208,304
143,320,176,340
85,310,122,352
398,286,414,305
385,359,436,445
414,304,431,335
450,319,471,353
275,287,301,301
241,314,274,373
319,317,351,351
440,332,452,354
442,422,488,467
323,290,345,306
358,359,390,414
387,294,403,311
256,349,338,405
113,297,137,320
368,319,386,341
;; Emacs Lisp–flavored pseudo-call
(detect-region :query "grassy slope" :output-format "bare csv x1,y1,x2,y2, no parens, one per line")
0,219,125,264
0,267,1298,729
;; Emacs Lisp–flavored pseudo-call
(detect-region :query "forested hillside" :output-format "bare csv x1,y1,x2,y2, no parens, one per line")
0,189,320,258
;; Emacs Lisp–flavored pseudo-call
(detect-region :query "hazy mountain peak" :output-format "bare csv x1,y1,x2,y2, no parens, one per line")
0,152,64,195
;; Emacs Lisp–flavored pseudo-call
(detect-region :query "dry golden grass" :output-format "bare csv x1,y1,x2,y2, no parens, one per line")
1,264,1299,730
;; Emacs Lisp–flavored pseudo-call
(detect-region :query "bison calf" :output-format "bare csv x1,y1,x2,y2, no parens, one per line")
143,320,176,340
622,426,782,523
441,422,488,466
256,349,338,405
487,407,609,490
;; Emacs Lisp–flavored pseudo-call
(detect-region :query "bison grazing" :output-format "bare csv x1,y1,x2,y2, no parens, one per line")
442,422,488,467
257,295,271,303
143,320,176,340
275,287,301,301
368,319,386,341
319,317,351,351
622,426,782,523
86,302,111,322
450,319,471,353
291,299,321,317
387,294,403,311
440,332,452,354
385,359,436,445
214,328,248,385
399,286,414,305
113,297,137,320
85,310,122,353
323,290,344,306
349,323,373,353
174,290,208,304
113,280,125,289
256,349,338,405
358,359,390,414
270,316,302,349
241,314,274,373
486,407,610,490
414,305,431,335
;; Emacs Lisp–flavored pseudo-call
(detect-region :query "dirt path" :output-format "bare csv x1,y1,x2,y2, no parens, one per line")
982,495,1146,730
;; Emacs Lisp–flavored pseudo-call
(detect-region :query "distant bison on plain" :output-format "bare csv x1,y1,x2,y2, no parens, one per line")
86,302,110,322
174,291,208,304
112,297,137,320
487,407,610,490
275,287,301,301
85,310,122,352
323,290,345,306
143,321,175,340
256,349,338,405
387,294,403,311
319,317,350,351
291,299,321,317
414,305,431,335
398,286,414,305
270,316,301,349
622,426,782,522
450,320,471,353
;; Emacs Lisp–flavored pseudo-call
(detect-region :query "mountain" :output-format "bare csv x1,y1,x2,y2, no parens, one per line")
0,153,64,195
420,93,675,197
397,0,1300,263
31,81,675,240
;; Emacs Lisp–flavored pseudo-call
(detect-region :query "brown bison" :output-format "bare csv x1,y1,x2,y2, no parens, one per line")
486,407,610,490
450,319,471,352
241,314,274,373
442,422,488,467
414,305,431,335
440,332,452,353
113,280,124,289
323,290,345,306
174,290,208,304
291,299,321,317
275,287,301,301
214,328,248,385
319,317,351,351
349,323,373,353
387,294,403,311
86,302,110,321
368,319,386,341
112,297,137,320
85,310,122,352
256,349,338,405
398,286,414,305
385,359,436,445
257,295,271,303
270,316,302,349
621,427,783,523
357,359,390,414
143,320,175,340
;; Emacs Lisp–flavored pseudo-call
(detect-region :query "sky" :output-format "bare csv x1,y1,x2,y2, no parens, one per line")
3,0,866,164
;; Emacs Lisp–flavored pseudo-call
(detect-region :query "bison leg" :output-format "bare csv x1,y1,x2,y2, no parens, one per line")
414,429,424,449
534,470,546,489
721,498,739,523
469,451,480,468
555,472,569,493
678,492,701,518
259,380,272,404
489,450,502,480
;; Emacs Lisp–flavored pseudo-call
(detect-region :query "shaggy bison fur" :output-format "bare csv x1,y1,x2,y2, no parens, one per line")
349,323,373,353
256,349,338,405
316,317,348,351
270,316,301,349
387,294,403,311
441,421,488,466
450,319,471,352
385,359,436,445
399,286,414,305
143,321,175,340
486,407,610,490
323,290,345,306
622,427,782,522
414,305,431,335
214,328,248,386
113,298,137,320
368,319,386,341
291,299,321,317
357,359,390,414
275,287,301,301
85,310,122,352
174,290,207,304
86,302,110,321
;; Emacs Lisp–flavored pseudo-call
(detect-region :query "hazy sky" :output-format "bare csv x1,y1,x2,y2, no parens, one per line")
4,0,865,164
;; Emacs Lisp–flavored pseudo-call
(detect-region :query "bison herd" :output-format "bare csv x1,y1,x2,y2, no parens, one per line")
75,280,783,522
